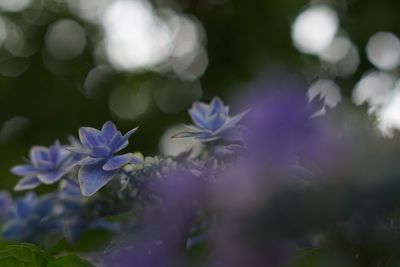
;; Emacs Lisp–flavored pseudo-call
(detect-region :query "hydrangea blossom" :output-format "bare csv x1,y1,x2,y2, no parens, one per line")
174,97,248,142
68,121,141,196
56,180,119,242
0,191,12,222
2,192,60,242
11,141,74,191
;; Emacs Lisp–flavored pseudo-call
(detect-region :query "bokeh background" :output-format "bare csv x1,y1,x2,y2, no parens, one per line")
1,0,400,190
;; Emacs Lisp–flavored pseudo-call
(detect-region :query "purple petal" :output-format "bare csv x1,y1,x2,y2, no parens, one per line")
49,141,61,163
189,109,207,128
90,146,111,158
192,102,209,116
10,165,37,176
14,176,41,191
207,112,226,131
75,156,103,166
34,160,55,170
30,146,49,165
37,171,66,184
101,121,117,142
15,199,33,219
226,109,250,127
3,221,25,240
209,97,224,114
110,132,123,152
122,127,139,142
78,160,118,196
79,127,102,148
102,153,132,171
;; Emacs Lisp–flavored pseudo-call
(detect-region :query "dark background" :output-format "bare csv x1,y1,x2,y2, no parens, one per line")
1,0,399,189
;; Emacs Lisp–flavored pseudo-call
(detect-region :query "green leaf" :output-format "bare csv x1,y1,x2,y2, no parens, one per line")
291,248,346,267
0,243,53,267
48,254,94,267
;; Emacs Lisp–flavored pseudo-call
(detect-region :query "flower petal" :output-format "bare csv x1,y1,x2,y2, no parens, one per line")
209,97,225,114
189,109,207,128
79,127,102,148
30,146,49,165
2,221,25,241
207,112,226,131
48,141,61,163
78,160,117,197
102,153,132,171
192,102,209,116
37,171,66,184
109,132,124,152
10,165,37,176
14,176,41,191
101,121,117,142
121,127,139,143
90,145,111,158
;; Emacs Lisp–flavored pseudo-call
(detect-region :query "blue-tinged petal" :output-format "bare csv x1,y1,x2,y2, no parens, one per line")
10,165,37,176
74,156,103,166
207,112,226,131
109,132,123,152
79,127,102,148
78,160,118,197
33,195,55,217
192,102,209,116
121,126,139,143
49,141,61,163
15,199,32,219
189,109,207,128
102,153,132,171
90,145,111,158
209,97,225,115
101,121,118,142
34,160,55,170
30,146,49,165
3,221,25,241
225,109,250,127
37,171,66,184
65,145,88,153
14,176,41,191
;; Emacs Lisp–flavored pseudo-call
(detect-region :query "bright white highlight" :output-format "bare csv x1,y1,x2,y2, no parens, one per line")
308,79,341,108
352,71,394,113
0,0,30,12
292,5,339,55
159,124,204,158
102,0,172,71
366,32,400,70
377,81,400,136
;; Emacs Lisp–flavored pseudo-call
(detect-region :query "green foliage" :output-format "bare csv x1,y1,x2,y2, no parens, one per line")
48,254,93,267
291,248,348,267
0,243,93,267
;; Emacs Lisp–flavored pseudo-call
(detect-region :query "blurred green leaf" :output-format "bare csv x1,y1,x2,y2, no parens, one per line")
48,254,94,267
0,243,52,267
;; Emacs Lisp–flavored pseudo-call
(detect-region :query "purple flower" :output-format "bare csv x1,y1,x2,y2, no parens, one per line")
2,192,60,242
174,97,248,142
68,121,140,197
11,141,73,191
0,191,13,222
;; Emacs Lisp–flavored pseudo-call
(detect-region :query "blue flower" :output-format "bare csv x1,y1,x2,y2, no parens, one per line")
2,192,60,242
174,97,249,142
68,121,141,197
11,141,74,191
56,180,119,242
0,191,13,222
